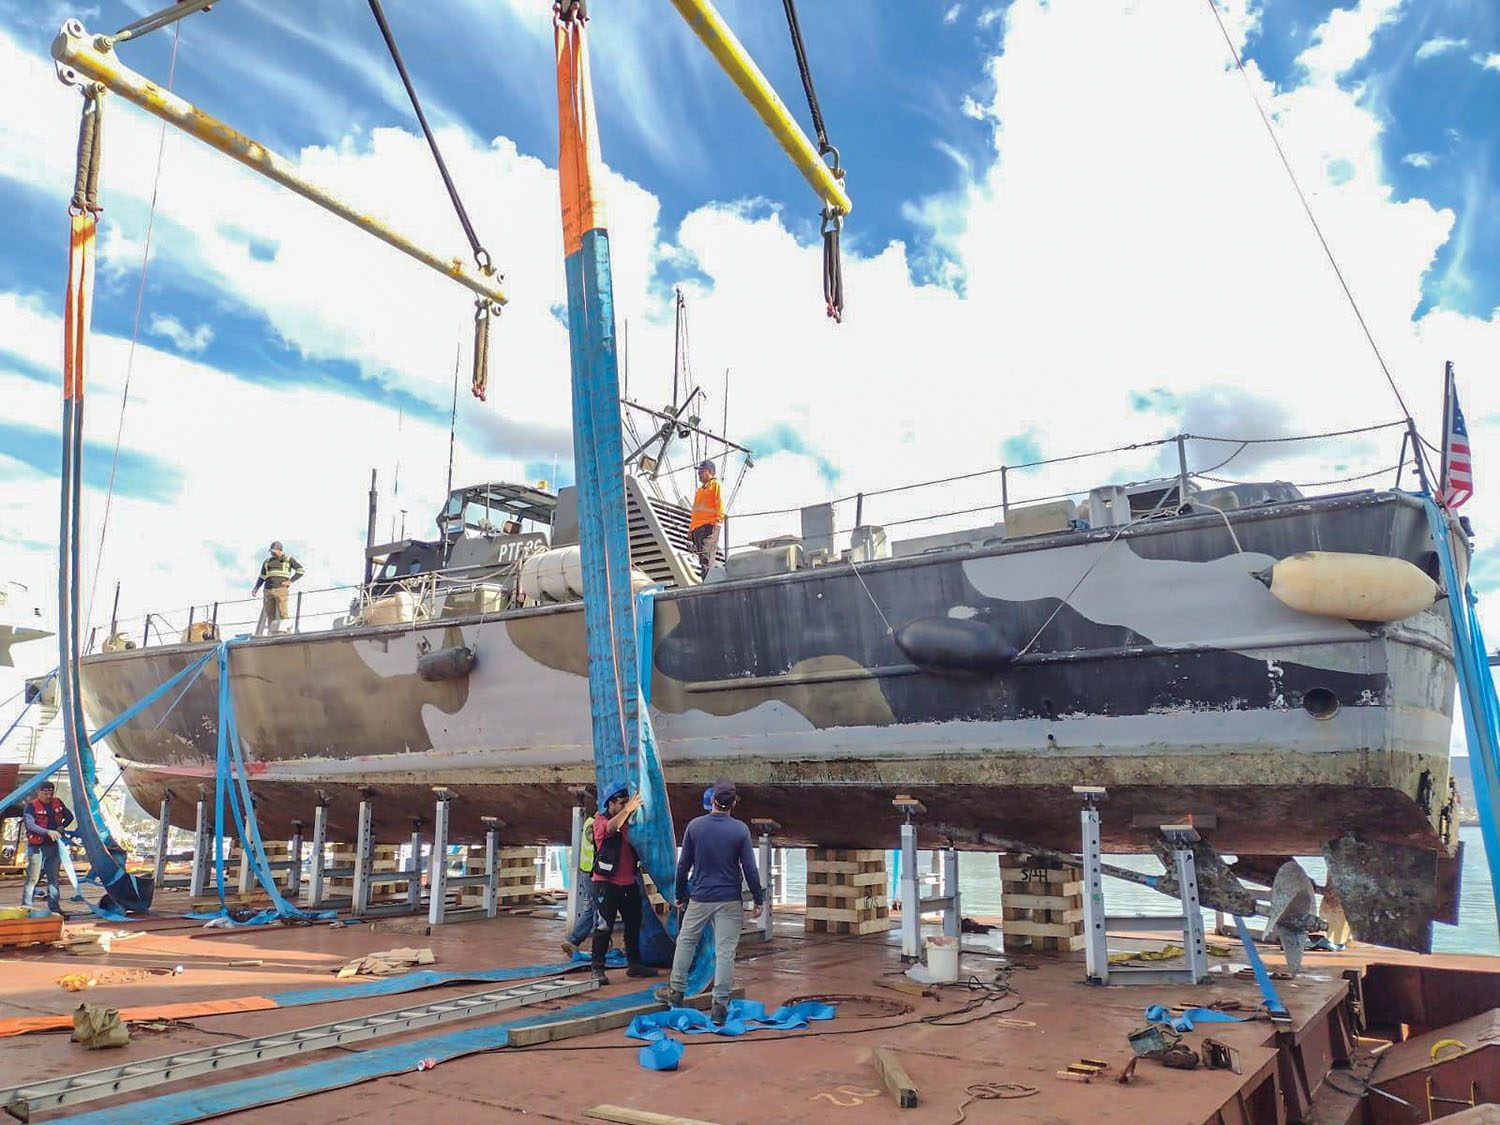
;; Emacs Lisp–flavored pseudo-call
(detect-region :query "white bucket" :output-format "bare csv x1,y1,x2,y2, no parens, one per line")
925,936,959,983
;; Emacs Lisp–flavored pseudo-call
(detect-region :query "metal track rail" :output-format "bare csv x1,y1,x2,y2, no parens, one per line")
2,975,594,1118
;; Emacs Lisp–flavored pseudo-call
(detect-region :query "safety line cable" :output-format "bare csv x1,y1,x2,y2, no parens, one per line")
366,0,492,276
1201,1,1424,446
86,21,182,636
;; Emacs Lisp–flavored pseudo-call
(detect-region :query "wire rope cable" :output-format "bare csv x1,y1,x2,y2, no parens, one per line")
1201,0,1439,486
85,20,182,636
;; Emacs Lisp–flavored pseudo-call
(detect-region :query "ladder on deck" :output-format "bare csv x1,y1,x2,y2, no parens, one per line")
0,975,596,1119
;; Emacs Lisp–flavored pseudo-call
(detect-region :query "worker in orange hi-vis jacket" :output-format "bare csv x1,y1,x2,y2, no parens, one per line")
688,460,725,578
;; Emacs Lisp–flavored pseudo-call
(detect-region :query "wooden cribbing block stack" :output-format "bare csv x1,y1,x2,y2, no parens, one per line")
805,848,890,935
639,871,671,921
494,846,541,904
328,843,406,904
999,852,1086,953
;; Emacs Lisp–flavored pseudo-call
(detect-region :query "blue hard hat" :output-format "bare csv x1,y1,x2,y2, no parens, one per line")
696,460,715,473
601,784,629,811
702,786,715,811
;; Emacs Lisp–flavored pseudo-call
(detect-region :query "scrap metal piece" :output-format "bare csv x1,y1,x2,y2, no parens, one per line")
1201,1038,1241,1074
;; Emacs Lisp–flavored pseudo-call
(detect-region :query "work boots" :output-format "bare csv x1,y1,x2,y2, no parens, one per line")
710,1001,728,1025
626,963,659,978
590,931,611,985
654,985,684,1008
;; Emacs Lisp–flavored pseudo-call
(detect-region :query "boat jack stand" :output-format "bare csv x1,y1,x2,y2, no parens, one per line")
1079,786,1209,986
564,786,589,934
185,794,213,899
349,788,427,918
303,791,338,909
894,796,960,962
152,791,210,894
238,818,303,898
428,787,501,925
749,819,780,941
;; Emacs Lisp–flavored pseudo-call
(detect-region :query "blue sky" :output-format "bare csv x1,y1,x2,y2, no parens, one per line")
0,0,1498,638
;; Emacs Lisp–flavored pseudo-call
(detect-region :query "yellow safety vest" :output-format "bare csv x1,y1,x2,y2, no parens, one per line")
579,814,596,871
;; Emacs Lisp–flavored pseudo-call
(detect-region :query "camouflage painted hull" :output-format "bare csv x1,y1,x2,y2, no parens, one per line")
83,490,1456,868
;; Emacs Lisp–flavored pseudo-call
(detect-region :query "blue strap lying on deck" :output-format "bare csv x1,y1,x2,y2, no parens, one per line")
627,998,835,1039
261,950,627,1007
1143,1003,1243,1034
61,988,661,1125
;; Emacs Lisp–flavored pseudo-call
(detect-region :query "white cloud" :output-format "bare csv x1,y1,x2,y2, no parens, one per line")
1477,53,1500,72
1415,36,1468,60
147,314,213,355
1296,0,1403,82
943,4,963,27
1401,151,1436,169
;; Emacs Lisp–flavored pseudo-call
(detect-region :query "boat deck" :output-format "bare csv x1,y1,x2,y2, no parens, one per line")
2,880,1497,1123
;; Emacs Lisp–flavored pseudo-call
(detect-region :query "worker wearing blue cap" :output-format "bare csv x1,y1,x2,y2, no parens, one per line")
688,460,724,577
657,780,762,1024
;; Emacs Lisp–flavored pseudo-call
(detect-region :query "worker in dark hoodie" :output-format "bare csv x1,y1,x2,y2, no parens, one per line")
657,780,762,1024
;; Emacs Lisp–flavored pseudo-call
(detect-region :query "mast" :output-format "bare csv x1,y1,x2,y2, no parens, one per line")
670,286,684,410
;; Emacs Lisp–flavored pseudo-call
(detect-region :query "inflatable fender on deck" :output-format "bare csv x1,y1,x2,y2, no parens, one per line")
417,645,476,682
894,616,1018,675
1255,551,1438,623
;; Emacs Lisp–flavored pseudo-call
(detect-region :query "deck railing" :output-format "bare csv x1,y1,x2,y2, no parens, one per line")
91,421,1419,652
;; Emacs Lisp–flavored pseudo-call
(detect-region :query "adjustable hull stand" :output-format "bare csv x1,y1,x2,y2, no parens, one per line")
749,818,780,941
565,786,589,934
153,791,213,895
428,788,502,925
349,790,428,918
1078,786,1210,987
894,796,960,962
304,791,339,910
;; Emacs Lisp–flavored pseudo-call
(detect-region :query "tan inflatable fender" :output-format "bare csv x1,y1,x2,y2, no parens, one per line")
1256,551,1438,622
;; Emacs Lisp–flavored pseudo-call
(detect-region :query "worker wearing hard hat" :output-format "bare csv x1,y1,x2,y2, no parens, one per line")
689,460,725,577
251,541,305,634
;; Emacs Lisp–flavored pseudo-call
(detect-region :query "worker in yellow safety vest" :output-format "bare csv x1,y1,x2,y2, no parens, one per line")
689,460,725,578
250,540,305,634
561,806,599,956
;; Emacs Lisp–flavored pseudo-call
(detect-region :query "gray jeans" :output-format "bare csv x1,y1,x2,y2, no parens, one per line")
669,898,743,1003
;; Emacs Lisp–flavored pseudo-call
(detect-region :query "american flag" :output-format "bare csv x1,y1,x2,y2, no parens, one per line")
1441,362,1473,509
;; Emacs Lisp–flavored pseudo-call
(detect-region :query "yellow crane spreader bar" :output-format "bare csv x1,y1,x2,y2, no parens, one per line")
667,0,852,217
50,19,508,307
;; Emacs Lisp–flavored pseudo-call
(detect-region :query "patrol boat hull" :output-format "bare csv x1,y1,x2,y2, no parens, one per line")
81,489,1463,946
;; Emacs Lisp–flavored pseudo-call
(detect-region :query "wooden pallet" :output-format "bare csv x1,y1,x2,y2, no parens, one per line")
0,913,64,949
999,853,1086,953
806,848,890,935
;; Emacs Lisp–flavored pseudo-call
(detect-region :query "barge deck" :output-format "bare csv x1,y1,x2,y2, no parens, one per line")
3,882,1497,1123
